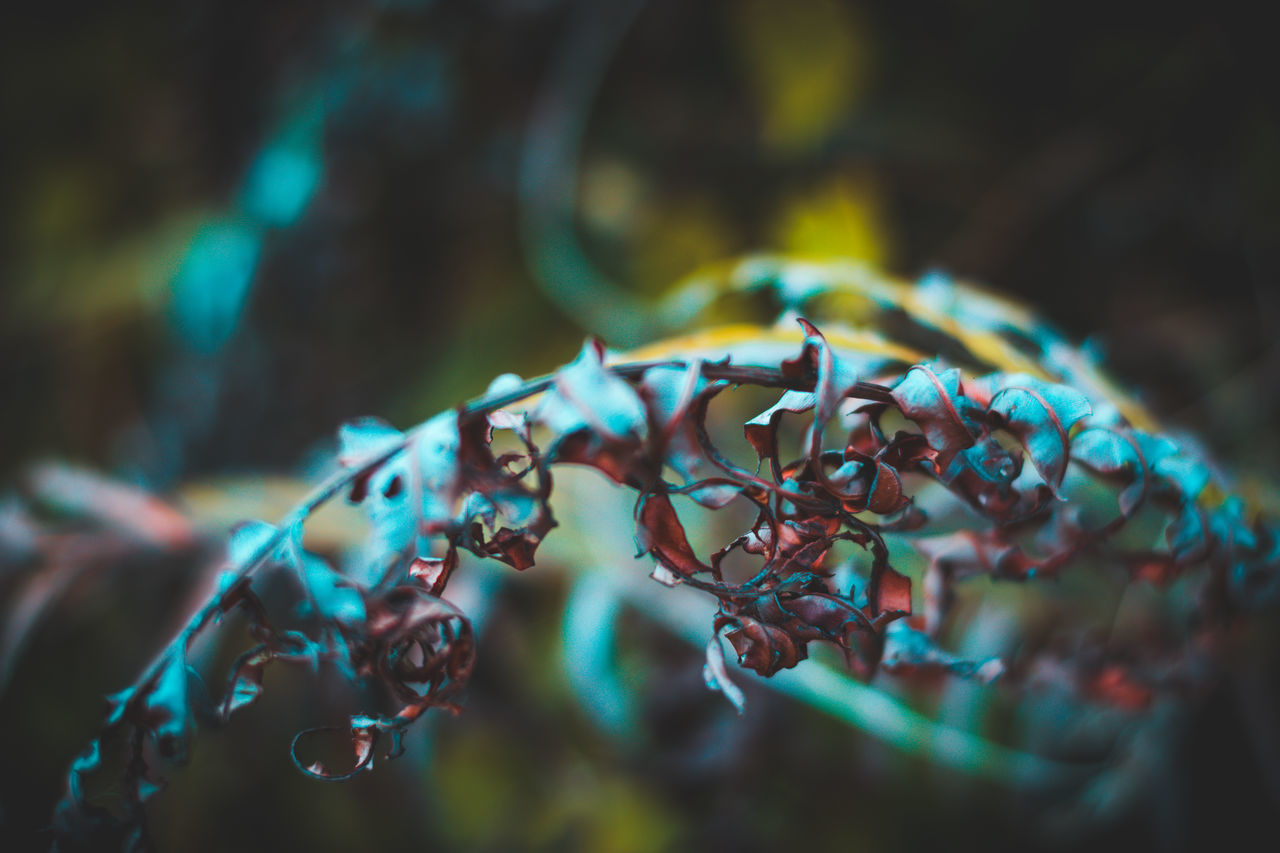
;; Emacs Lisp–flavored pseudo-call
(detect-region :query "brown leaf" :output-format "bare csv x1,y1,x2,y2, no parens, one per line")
868,563,912,621
635,492,711,579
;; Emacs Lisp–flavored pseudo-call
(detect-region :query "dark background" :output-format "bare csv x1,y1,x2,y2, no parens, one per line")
2,1,1277,850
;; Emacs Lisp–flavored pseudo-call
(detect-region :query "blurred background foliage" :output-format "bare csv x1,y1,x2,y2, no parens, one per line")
2,1,1278,850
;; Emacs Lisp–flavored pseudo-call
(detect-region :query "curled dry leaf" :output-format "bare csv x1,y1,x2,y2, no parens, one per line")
985,375,1092,496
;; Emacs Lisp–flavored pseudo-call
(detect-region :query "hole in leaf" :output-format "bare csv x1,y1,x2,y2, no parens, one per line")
716,540,763,585
383,475,404,499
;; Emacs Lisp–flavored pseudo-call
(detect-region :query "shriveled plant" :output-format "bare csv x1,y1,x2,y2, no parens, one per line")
45,258,1280,850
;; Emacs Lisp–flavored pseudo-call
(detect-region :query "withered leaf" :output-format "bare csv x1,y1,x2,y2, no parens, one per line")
880,621,1004,683
987,375,1091,495
1071,427,1146,516
639,362,716,483
723,615,807,675
538,339,649,483
291,721,379,781
456,409,555,569
635,492,711,579
409,548,457,596
868,563,912,622
744,389,816,471
283,527,366,624
891,364,976,471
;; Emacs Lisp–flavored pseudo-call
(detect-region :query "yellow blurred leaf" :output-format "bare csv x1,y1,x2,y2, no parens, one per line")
729,0,872,154
772,172,891,265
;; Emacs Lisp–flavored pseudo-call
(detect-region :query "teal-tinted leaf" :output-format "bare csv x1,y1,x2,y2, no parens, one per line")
891,364,975,470
540,339,648,441
484,372,525,399
703,634,746,714
881,621,1004,683
344,411,464,554
536,339,649,482
134,775,164,803
1211,496,1258,553
640,362,707,434
988,374,1093,424
302,552,366,624
340,418,412,550
414,411,465,528
1072,427,1147,516
1154,453,1212,502
1130,431,1178,468
169,220,262,354
640,362,716,483
1166,505,1210,564
277,522,365,623
1071,427,1130,473
988,376,1091,494
1071,429,1158,510
944,435,1018,487
744,389,815,465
